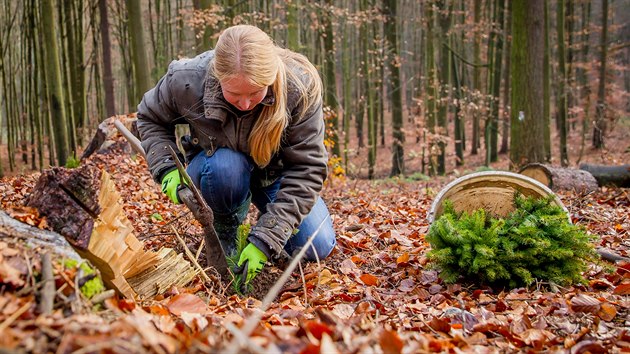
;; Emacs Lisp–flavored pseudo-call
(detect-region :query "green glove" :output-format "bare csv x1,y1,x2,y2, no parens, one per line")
235,243,268,283
161,169,182,204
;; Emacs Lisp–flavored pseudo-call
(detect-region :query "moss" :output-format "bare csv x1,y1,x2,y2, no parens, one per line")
63,259,106,299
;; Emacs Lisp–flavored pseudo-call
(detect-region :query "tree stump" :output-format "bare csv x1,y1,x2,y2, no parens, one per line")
518,163,599,193
579,163,630,188
27,164,196,299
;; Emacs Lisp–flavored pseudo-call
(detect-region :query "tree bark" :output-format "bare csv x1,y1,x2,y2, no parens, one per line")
99,0,116,117
519,163,598,192
126,0,152,103
579,163,630,188
384,0,404,176
592,0,608,148
40,0,70,166
509,0,546,169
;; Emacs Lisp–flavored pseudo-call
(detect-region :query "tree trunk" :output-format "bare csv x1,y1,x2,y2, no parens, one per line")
486,0,505,165
509,0,546,169
27,164,197,298
556,0,569,166
41,0,70,166
592,0,607,148
519,163,598,192
384,0,404,176
425,3,438,175
471,0,482,155
437,0,451,175
99,0,116,117
579,163,630,188
322,0,339,157
543,0,551,160
126,0,152,103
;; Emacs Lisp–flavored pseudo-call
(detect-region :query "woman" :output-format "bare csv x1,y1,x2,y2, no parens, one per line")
137,25,336,283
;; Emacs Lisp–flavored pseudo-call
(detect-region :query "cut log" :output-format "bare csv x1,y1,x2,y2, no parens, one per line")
27,164,196,299
519,163,599,193
0,210,80,261
579,163,630,188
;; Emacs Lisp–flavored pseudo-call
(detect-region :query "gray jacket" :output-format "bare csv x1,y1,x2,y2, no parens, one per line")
136,50,328,258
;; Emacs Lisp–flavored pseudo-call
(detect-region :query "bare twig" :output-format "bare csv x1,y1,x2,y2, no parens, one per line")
195,238,205,262
224,322,268,354
170,225,212,284
39,253,55,315
0,301,31,333
221,216,329,354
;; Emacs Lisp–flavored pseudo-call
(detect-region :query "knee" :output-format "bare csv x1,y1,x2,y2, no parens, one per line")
196,148,253,212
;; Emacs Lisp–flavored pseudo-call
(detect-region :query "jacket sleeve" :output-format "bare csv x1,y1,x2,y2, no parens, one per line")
248,98,328,258
136,64,183,183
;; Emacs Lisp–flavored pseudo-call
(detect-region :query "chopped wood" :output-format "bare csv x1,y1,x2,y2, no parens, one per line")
126,248,198,299
26,164,196,299
519,163,599,193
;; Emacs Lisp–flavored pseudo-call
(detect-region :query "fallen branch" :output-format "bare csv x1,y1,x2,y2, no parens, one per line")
39,253,55,315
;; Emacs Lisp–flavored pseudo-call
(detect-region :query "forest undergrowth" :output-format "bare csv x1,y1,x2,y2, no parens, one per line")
0,120,628,352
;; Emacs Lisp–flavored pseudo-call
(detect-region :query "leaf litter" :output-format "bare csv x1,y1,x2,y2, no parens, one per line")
0,136,628,352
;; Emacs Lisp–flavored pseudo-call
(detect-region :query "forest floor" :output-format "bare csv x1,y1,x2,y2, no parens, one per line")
0,116,629,353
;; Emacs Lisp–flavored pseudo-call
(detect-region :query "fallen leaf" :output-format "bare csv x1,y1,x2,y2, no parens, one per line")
428,316,451,333
379,329,404,354
319,333,340,354
570,294,601,314
165,293,207,316
301,320,334,341
318,269,333,285
597,302,616,321
396,253,409,265
398,278,415,292
332,303,354,320
612,283,630,295
180,311,208,332
360,273,379,286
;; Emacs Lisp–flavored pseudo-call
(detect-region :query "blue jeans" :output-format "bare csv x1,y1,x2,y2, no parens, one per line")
187,148,336,261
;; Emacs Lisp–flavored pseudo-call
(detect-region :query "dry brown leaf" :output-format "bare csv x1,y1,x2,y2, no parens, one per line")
165,293,208,316
597,302,616,321
359,273,379,286
612,283,630,295
379,329,404,354
569,294,601,314
396,253,410,265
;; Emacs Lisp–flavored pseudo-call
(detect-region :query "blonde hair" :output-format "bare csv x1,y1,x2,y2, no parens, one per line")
212,25,322,167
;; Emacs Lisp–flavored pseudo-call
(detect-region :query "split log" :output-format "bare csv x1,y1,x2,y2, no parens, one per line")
519,163,599,193
579,163,630,188
27,164,196,299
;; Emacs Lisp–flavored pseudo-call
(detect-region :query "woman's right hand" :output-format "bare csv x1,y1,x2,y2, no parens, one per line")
161,169,182,204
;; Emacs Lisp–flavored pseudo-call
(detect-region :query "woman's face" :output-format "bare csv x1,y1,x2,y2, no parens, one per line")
220,74,268,111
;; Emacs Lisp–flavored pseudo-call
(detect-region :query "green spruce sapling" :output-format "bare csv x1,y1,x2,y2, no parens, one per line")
426,193,598,288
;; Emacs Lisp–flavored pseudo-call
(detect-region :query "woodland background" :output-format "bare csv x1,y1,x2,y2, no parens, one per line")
0,0,628,178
